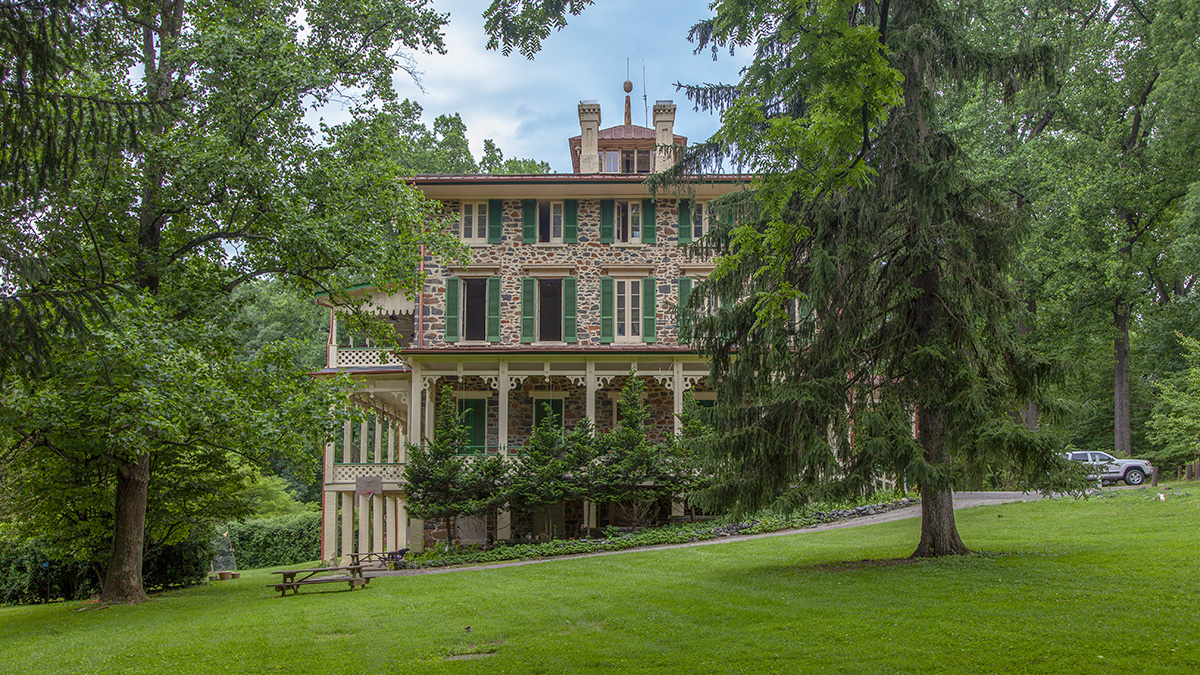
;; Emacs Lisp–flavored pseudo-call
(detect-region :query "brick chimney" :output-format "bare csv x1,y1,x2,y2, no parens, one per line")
578,100,601,174
652,100,677,172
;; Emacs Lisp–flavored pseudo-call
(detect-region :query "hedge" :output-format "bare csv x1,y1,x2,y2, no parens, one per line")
223,511,321,570
0,532,209,606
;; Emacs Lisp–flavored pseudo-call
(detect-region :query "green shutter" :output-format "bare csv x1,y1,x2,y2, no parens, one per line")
642,277,656,343
522,199,536,244
678,277,692,310
600,277,615,344
677,277,693,343
642,198,656,244
678,199,692,244
564,199,578,243
445,276,460,343
520,277,536,343
600,199,614,244
488,199,503,243
486,276,501,342
563,277,578,343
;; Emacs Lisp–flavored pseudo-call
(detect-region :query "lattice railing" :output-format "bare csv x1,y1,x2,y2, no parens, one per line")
337,349,392,367
330,463,405,483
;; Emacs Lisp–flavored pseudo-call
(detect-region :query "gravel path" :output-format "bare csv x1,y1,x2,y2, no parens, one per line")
368,491,1050,578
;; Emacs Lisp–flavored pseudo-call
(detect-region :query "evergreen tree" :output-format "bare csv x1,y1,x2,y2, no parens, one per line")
668,0,1067,556
404,387,506,547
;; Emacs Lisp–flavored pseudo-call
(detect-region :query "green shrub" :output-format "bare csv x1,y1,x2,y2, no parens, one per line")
0,541,98,605
224,512,321,570
404,494,918,569
143,530,212,589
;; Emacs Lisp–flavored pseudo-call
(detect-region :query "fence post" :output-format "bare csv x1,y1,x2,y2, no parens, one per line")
1151,467,1158,487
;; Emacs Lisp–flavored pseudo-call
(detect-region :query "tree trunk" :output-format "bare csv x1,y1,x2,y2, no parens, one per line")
912,405,970,557
1113,301,1132,457
1017,298,1038,430
100,454,150,604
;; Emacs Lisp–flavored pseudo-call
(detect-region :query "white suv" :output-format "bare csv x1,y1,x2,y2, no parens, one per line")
1065,451,1153,486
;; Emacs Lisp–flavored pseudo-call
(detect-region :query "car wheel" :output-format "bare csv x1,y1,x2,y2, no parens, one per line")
1124,468,1146,486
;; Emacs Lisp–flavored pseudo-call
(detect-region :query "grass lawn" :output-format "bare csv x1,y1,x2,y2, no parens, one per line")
2,488,1198,674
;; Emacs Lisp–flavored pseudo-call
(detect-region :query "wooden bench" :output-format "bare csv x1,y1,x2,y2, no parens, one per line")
269,565,368,597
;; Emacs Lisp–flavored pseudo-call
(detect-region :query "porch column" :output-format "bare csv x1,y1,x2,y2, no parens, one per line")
498,361,510,454
497,509,511,540
424,377,436,443
339,492,353,563
385,496,397,551
409,363,422,445
396,498,409,549
359,420,368,464
387,419,396,463
372,495,384,554
342,419,352,463
374,416,383,463
321,490,337,561
673,360,684,434
357,493,370,554
585,360,596,426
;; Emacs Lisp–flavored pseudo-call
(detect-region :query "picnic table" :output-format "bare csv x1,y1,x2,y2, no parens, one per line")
349,548,409,569
269,565,368,596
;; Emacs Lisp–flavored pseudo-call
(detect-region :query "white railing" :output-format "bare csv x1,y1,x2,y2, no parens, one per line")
330,463,406,483
337,348,392,367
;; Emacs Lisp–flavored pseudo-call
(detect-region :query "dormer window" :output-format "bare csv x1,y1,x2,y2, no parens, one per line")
599,149,652,174
636,149,650,173
602,150,619,173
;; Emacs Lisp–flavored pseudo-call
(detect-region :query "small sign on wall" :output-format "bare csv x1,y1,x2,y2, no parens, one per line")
356,476,382,495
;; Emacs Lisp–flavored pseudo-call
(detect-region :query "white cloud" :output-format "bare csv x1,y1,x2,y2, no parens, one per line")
322,0,750,172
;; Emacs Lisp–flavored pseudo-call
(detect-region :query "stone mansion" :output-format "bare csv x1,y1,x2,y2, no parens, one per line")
317,88,747,560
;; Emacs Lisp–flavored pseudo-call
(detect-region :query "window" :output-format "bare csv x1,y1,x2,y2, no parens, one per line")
459,202,488,244
462,278,487,341
600,276,655,344
692,201,709,241
601,199,654,245
523,200,575,244
615,200,642,244
538,200,564,244
521,277,578,343
602,150,619,173
636,149,651,173
538,278,562,342
615,279,641,343
445,276,501,343
532,397,564,429
457,398,487,454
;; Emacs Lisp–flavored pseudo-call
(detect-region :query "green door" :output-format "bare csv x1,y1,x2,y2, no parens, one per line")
458,399,487,454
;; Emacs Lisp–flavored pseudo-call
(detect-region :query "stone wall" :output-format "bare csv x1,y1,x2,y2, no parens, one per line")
418,198,699,348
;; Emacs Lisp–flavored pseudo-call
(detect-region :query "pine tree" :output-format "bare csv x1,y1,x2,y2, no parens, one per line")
670,0,1064,556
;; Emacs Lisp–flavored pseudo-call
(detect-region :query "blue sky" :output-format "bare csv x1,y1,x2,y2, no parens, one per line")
315,0,749,173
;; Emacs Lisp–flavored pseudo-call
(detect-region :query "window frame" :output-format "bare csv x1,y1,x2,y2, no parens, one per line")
692,201,710,241
535,200,565,244
536,278,564,343
615,200,642,245
460,278,489,342
459,202,489,245
614,278,642,343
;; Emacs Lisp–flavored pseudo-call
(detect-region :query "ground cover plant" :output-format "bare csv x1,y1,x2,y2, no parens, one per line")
403,492,919,569
2,488,1197,674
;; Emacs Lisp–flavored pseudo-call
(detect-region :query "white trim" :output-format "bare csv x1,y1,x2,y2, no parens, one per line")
530,391,569,399
453,391,491,400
